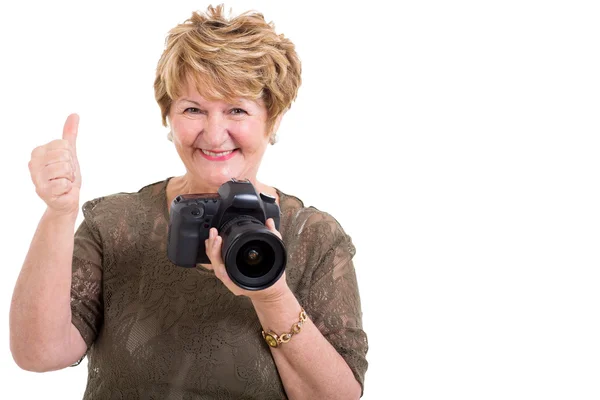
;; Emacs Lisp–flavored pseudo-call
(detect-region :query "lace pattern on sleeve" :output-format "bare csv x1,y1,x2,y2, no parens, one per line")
296,211,369,393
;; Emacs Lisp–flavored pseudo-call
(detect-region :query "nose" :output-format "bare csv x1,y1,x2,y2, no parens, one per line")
202,114,228,147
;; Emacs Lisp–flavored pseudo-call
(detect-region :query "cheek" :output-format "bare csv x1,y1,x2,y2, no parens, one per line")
233,123,270,150
171,120,199,145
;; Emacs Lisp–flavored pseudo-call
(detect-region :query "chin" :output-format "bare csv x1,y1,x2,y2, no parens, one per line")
202,170,237,187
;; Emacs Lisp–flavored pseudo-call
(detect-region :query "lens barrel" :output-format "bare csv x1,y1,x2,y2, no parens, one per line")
220,216,286,290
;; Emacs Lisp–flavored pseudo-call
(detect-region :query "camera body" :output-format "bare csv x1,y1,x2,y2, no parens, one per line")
167,179,286,290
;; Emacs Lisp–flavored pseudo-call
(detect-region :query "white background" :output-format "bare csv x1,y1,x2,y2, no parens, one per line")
1,1,599,399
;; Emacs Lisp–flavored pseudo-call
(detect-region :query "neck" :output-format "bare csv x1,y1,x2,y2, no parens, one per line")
176,174,223,194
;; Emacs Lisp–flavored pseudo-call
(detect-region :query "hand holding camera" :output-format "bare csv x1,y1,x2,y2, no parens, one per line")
203,217,289,302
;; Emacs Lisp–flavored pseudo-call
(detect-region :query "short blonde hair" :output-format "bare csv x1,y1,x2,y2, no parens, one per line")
154,4,302,140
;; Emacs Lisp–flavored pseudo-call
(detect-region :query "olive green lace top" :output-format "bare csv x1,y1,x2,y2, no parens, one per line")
70,177,368,399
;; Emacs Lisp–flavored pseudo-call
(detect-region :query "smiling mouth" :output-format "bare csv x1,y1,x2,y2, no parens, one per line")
198,148,239,161
201,149,235,157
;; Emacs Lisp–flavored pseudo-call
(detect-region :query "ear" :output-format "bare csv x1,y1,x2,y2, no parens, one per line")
269,114,284,144
166,116,174,142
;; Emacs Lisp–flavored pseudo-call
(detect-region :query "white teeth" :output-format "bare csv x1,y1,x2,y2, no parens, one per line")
201,149,234,157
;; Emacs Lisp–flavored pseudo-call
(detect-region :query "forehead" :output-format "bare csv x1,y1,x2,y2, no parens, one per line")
175,76,264,108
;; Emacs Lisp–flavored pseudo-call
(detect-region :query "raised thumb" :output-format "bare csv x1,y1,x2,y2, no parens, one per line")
62,113,79,149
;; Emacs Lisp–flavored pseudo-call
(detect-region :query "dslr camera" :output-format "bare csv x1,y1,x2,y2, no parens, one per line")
167,179,286,290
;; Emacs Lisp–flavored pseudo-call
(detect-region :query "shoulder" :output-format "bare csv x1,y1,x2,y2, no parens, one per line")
277,188,355,258
81,178,167,224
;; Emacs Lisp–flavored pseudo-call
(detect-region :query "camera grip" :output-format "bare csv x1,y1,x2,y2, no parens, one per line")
167,204,206,267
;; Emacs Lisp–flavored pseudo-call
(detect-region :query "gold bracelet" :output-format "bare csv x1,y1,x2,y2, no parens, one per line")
262,308,308,348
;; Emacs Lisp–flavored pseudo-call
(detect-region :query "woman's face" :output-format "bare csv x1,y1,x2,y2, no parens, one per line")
169,80,277,190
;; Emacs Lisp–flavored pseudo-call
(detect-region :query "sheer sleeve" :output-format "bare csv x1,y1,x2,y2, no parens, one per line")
70,201,104,349
300,213,369,395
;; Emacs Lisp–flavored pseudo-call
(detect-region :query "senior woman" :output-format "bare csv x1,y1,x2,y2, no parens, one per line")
10,5,368,399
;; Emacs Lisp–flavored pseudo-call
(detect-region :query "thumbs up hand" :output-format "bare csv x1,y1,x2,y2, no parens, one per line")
29,114,82,216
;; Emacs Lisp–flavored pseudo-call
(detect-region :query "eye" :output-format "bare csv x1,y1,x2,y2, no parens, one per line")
230,108,247,115
184,107,202,114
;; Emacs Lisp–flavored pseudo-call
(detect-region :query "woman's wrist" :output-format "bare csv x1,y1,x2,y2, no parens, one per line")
44,207,78,224
251,286,303,333
251,283,295,308
248,274,293,305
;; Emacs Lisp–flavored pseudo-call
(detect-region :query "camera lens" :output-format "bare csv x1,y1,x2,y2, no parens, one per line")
246,249,261,265
236,240,275,277
220,216,286,290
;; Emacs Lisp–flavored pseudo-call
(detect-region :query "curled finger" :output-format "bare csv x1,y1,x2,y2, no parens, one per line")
266,218,282,239
207,231,238,292
209,232,230,278
43,148,73,167
30,145,46,161
41,161,75,183
45,139,71,152
48,178,72,197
